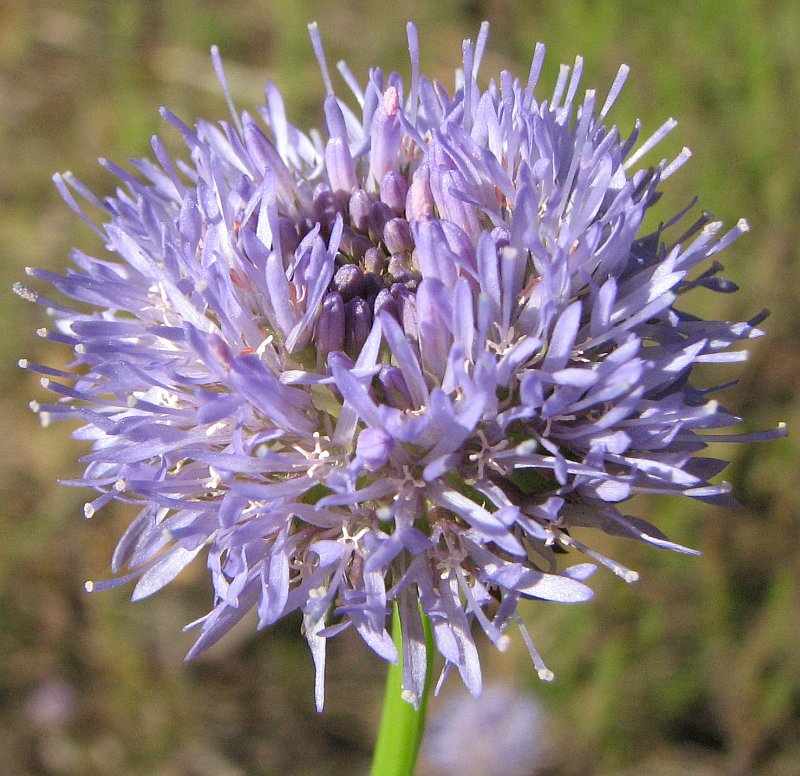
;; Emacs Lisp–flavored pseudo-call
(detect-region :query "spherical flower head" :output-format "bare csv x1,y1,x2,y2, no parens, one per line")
16,21,785,711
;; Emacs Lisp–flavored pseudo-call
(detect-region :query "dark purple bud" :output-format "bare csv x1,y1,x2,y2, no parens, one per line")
387,252,412,278
364,246,388,274
378,365,413,410
349,189,373,233
356,427,394,471
362,272,384,298
369,201,394,239
373,288,398,319
316,292,345,356
395,270,421,292
313,183,337,227
391,284,418,339
383,218,414,254
349,234,372,261
344,297,373,359
337,225,356,257
380,170,409,213
333,263,365,302
338,228,371,262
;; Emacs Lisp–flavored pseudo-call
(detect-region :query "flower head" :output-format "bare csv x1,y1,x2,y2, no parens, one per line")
17,22,784,710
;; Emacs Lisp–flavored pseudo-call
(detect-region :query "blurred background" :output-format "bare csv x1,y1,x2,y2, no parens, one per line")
1,1,798,774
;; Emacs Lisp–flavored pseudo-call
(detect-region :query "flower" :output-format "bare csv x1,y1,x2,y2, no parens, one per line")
421,683,551,776
16,22,784,711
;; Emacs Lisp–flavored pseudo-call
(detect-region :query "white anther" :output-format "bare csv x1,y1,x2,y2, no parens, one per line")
468,430,509,480
205,420,228,437
256,335,274,357
339,524,369,546
206,466,221,490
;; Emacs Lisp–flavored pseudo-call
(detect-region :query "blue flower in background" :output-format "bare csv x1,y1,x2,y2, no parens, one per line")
16,22,784,711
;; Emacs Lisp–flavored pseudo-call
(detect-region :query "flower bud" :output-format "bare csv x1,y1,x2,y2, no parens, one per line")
355,427,394,471
349,188,373,233
349,234,372,261
364,246,388,275
380,170,408,213
278,218,299,264
406,164,434,220
387,252,411,278
325,138,357,201
369,201,394,239
383,218,414,254
316,292,345,356
333,263,365,302
378,365,413,410
344,297,373,359
313,183,337,225
373,287,398,319
368,86,402,187
391,284,418,339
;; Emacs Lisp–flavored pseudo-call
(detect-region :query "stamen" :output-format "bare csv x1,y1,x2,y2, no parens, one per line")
454,564,510,651
514,614,554,681
11,282,37,303
559,531,639,583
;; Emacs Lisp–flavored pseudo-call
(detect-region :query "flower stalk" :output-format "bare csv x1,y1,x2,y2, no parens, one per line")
371,603,433,776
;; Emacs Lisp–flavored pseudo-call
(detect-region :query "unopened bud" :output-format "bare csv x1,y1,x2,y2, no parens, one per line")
344,297,373,359
349,188,372,233
316,292,345,355
333,264,365,302
380,170,408,213
383,218,414,254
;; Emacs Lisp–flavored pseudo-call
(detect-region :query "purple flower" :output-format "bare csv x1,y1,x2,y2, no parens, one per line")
16,22,785,711
421,683,551,776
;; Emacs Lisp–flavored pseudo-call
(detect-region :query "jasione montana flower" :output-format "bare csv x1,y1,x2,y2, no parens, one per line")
16,22,784,710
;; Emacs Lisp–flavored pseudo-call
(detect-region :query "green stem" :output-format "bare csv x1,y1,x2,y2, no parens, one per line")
370,603,433,776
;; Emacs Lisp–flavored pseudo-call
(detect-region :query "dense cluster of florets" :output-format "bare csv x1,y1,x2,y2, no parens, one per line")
16,22,783,710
